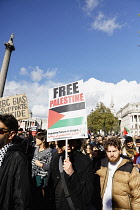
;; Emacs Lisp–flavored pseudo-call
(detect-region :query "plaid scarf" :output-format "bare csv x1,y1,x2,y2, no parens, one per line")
0,143,13,166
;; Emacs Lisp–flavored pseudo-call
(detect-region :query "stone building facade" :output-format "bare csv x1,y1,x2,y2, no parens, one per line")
116,102,140,136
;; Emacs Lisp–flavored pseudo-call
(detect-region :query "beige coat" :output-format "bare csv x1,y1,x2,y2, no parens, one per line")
95,157,140,210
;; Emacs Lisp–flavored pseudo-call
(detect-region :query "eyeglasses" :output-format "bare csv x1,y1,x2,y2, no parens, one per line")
0,127,10,134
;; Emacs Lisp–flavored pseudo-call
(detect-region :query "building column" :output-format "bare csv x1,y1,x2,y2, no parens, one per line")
0,34,15,97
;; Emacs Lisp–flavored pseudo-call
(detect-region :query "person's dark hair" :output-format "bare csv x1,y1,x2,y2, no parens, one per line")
93,143,100,150
18,128,23,131
68,139,82,151
57,139,82,151
136,139,140,143
36,132,49,148
37,129,43,133
57,140,65,149
0,114,18,133
103,137,121,151
37,129,47,134
125,136,133,143
49,141,56,149
84,143,93,152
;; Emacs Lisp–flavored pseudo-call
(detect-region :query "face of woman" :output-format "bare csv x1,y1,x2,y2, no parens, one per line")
86,145,92,154
36,138,43,146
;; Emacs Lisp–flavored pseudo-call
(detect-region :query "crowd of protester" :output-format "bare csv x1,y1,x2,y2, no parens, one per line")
16,127,140,170
82,133,140,168
1,114,140,209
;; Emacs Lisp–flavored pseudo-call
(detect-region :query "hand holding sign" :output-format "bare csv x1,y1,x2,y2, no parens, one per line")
63,157,74,176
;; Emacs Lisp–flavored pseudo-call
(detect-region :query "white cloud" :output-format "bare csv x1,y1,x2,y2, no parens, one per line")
32,105,48,118
91,12,123,35
30,66,57,82
44,68,57,79
4,77,140,119
83,0,100,15
20,67,28,75
30,66,43,82
84,78,140,115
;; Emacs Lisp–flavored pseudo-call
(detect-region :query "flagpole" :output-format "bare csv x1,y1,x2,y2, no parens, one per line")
65,139,68,159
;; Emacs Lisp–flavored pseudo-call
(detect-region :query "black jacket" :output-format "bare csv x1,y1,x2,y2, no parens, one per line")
46,150,94,210
0,141,31,210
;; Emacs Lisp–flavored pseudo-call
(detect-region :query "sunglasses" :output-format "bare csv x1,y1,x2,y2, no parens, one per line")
0,127,10,134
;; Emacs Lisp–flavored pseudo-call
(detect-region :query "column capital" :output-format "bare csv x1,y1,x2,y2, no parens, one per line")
4,42,15,51
4,33,15,51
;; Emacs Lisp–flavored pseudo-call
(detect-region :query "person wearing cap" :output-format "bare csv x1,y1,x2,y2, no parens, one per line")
121,136,137,161
0,114,31,210
94,137,140,210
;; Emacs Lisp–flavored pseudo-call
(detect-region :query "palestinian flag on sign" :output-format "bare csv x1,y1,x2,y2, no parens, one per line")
48,102,86,129
123,127,130,136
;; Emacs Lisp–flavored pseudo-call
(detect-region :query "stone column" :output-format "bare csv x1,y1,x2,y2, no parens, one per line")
0,34,15,97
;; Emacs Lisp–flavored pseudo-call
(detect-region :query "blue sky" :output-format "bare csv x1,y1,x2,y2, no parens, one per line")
0,0,140,118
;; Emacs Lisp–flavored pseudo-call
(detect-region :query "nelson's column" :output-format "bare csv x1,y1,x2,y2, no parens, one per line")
0,33,15,97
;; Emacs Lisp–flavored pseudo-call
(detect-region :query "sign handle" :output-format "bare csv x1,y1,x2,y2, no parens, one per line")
65,139,68,159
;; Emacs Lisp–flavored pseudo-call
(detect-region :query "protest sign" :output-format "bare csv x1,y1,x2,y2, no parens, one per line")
47,80,88,142
31,126,37,136
0,94,29,120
